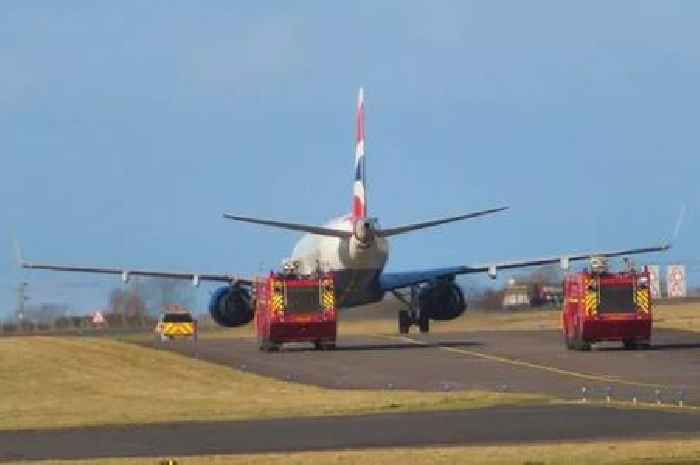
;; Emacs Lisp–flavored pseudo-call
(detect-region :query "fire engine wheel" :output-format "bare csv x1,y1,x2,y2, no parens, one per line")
574,339,591,351
418,313,430,333
563,331,575,350
623,339,639,350
259,339,280,352
315,341,336,351
398,310,411,335
573,328,591,351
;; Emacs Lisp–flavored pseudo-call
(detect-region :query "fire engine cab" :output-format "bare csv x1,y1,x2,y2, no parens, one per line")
562,257,652,351
255,267,337,352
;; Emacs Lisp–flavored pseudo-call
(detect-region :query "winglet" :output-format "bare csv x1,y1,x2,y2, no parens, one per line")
671,204,686,245
662,204,686,250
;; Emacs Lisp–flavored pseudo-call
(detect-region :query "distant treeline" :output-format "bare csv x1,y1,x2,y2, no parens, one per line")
0,312,159,335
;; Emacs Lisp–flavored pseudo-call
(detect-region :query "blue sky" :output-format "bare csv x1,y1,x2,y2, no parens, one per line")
1,2,698,316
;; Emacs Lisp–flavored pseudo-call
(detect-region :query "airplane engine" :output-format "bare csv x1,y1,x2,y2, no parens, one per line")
208,285,254,327
419,281,466,321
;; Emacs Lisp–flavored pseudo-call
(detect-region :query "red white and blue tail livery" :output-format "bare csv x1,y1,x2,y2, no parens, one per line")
353,87,367,220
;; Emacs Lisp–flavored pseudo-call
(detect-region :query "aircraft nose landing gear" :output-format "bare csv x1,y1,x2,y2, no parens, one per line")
393,286,429,334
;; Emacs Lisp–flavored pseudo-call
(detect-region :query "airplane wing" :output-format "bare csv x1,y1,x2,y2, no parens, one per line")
20,257,248,286
378,243,670,291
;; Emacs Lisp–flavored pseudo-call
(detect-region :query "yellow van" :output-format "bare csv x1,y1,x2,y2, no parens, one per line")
155,310,197,342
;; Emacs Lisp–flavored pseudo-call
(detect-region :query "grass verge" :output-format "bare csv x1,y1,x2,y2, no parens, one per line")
0,337,548,431
170,302,700,339
13,439,700,465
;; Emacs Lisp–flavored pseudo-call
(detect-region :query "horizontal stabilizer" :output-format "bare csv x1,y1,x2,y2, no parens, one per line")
222,214,353,238
377,206,509,237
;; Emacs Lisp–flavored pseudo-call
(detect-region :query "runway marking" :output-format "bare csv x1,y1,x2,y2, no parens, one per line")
381,335,669,390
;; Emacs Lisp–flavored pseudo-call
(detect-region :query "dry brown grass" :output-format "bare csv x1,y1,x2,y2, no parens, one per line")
16,438,700,465
334,302,700,335
183,302,700,339
0,337,548,431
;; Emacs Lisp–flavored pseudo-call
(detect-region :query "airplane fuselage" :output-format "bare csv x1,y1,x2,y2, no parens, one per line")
290,215,389,307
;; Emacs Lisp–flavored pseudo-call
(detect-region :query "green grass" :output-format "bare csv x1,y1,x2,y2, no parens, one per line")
0,336,549,431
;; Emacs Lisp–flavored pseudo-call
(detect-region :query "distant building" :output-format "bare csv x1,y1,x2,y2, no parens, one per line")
502,280,530,309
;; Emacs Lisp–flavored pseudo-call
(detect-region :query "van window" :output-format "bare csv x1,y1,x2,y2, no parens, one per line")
163,313,193,323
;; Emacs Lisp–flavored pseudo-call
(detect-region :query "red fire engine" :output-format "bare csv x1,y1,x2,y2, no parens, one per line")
255,272,337,352
562,257,652,351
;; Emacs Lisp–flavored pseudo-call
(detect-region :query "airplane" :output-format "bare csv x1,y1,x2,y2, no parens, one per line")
19,88,670,334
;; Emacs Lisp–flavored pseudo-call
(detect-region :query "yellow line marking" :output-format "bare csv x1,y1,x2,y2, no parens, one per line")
380,334,668,389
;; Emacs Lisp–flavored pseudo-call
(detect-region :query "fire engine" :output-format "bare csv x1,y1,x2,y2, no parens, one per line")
255,267,337,352
562,257,652,351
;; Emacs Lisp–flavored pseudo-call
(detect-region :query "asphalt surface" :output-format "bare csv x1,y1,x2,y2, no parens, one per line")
3,327,699,461
159,327,700,405
3,405,700,461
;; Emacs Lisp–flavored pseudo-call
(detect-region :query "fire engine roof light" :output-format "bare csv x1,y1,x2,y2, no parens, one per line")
590,256,608,274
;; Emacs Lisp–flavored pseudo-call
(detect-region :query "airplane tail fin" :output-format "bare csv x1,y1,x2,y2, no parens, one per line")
353,87,367,220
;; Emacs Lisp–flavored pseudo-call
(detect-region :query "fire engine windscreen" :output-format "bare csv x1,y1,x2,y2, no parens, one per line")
598,284,636,314
285,286,322,314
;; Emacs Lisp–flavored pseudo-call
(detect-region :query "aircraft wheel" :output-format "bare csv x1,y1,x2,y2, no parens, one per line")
418,313,430,333
398,310,411,334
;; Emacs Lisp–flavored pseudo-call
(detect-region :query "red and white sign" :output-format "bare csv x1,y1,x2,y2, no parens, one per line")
666,265,687,298
647,265,661,299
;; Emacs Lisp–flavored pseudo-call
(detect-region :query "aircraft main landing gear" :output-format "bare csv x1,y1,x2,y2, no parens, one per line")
393,286,429,334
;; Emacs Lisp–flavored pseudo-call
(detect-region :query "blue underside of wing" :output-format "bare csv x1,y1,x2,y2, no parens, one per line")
379,266,469,291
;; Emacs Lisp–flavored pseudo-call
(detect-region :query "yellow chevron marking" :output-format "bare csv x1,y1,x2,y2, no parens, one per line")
636,289,650,313
584,291,598,316
271,294,284,312
322,288,335,309
161,323,194,336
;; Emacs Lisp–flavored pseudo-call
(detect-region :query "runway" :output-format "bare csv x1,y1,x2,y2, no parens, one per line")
3,327,698,461
2,405,700,461
157,328,700,405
